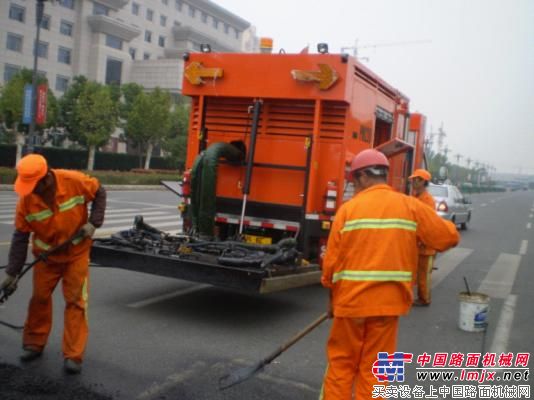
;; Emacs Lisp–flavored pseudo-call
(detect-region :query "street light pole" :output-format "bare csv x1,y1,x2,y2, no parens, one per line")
27,0,47,154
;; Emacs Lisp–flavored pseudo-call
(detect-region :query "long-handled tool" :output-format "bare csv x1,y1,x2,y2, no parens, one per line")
0,231,84,305
219,312,329,390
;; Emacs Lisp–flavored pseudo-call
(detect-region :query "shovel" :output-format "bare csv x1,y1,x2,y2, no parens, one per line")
219,312,329,390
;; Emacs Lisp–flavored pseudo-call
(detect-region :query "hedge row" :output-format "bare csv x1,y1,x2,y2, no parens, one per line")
0,167,181,185
0,145,184,171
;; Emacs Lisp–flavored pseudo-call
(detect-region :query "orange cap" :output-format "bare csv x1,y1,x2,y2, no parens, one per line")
409,168,431,181
15,154,48,196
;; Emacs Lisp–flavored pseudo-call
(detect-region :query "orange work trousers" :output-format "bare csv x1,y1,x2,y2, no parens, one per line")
416,254,434,304
320,316,399,400
23,252,90,362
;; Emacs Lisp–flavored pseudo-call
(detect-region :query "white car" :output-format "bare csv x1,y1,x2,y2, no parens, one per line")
428,183,472,230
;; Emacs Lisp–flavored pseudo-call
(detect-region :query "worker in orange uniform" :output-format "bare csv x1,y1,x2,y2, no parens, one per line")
0,154,106,374
320,149,459,399
408,168,436,306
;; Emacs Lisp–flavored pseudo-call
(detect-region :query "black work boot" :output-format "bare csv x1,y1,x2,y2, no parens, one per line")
64,358,82,374
20,347,42,362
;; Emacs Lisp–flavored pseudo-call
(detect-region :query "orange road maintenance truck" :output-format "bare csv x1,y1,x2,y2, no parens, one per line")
91,47,428,293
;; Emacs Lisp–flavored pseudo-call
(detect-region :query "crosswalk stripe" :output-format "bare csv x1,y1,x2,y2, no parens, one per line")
104,208,142,214
477,253,521,299
432,247,473,288
103,211,168,219
96,221,182,236
102,215,180,226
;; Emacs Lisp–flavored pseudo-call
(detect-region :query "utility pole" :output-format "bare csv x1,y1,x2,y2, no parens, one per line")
27,0,50,154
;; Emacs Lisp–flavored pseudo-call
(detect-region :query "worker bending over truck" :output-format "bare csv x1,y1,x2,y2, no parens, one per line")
320,149,459,399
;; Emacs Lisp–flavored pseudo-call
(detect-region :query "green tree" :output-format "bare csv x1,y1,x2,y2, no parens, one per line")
163,103,190,168
126,88,171,169
58,75,88,144
74,82,118,170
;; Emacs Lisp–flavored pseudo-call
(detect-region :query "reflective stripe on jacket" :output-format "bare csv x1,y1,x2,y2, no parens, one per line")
15,169,100,263
321,184,459,318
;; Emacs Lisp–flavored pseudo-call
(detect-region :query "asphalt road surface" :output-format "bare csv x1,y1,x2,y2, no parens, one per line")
1,189,532,399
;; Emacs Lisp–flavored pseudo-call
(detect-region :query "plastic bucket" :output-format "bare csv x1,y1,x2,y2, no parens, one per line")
458,292,489,332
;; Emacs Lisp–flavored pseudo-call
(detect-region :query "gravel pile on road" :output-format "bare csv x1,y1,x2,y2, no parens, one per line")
0,363,113,400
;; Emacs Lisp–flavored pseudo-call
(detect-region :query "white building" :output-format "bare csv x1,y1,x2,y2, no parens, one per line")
1,0,254,96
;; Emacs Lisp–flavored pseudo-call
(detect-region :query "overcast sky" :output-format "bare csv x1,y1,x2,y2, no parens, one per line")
217,0,534,174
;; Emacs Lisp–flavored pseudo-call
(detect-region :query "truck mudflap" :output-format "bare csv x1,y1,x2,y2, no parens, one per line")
90,217,321,293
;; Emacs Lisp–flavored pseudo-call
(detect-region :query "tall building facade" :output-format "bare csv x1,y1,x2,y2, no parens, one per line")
1,0,254,95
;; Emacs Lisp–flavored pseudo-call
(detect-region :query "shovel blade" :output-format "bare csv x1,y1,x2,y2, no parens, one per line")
219,363,263,390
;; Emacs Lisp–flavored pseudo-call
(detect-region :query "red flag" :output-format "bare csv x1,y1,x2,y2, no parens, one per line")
36,84,47,125
300,45,309,54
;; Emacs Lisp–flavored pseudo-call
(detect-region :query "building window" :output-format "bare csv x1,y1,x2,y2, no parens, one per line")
188,5,195,17
4,64,21,82
60,20,73,36
145,30,152,43
175,0,182,11
59,0,75,10
201,12,208,23
9,4,25,22
105,34,123,50
158,36,165,47
132,2,139,15
224,24,230,34
234,29,240,39
146,8,153,21
143,52,150,60
129,47,136,60
105,58,122,85
58,47,72,64
6,33,23,52
160,15,167,26
55,75,69,92
35,41,49,59
41,15,51,30
212,18,218,29
93,2,109,16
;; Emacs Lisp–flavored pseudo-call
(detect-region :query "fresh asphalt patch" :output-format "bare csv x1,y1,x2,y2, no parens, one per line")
0,362,113,400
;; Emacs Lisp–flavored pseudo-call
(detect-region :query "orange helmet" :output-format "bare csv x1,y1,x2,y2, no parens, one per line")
350,149,389,174
14,154,48,196
409,168,431,181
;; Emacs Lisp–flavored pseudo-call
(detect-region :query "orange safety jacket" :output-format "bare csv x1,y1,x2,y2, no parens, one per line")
321,184,459,318
414,190,437,256
15,169,100,263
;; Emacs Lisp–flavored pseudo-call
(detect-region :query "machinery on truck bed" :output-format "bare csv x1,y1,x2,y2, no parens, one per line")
91,48,427,293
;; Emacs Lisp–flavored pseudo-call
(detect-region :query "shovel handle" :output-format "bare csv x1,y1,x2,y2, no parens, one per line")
261,312,329,366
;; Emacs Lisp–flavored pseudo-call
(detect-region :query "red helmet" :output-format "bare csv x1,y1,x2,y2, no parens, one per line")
350,149,389,173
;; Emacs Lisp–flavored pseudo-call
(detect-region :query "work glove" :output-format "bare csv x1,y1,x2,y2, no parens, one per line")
0,273,18,296
80,222,96,238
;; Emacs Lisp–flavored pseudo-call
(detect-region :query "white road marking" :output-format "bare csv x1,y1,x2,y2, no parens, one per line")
102,208,141,214
489,294,517,355
490,200,495,203
136,361,206,400
103,211,168,219
101,215,180,225
481,203,487,207
527,223,532,229
530,214,533,219
108,199,176,208
519,240,528,256
95,221,182,236
477,253,521,299
127,284,211,308
432,248,473,287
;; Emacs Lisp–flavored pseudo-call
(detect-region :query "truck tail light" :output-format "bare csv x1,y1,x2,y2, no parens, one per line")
324,181,337,215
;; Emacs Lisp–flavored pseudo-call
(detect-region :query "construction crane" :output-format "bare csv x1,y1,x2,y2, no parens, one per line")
340,39,432,60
